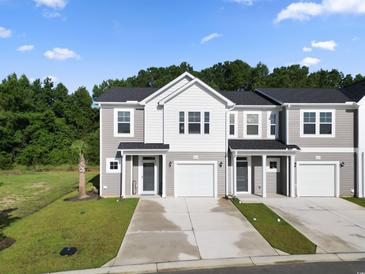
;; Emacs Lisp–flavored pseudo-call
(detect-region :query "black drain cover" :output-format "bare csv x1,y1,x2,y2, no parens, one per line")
60,247,77,256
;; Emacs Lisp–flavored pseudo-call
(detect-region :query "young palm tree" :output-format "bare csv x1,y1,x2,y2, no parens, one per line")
71,140,89,198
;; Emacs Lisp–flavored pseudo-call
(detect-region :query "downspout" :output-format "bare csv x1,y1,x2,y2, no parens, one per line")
225,105,235,198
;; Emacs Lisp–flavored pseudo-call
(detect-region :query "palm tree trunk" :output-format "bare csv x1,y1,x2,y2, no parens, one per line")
79,153,88,198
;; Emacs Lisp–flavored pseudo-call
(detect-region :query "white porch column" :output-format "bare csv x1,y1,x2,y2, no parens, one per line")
286,156,290,197
290,155,296,197
121,153,126,198
233,153,237,196
262,155,267,198
162,154,166,198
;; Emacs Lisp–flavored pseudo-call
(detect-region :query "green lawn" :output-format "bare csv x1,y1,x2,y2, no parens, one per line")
0,192,138,274
231,198,316,255
343,197,365,208
0,169,98,219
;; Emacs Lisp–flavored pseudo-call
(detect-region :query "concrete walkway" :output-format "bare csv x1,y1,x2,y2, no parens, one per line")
241,197,365,253
112,198,277,266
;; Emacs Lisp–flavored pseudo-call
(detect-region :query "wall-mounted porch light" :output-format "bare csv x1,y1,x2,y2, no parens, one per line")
340,161,345,168
219,161,223,168
169,161,172,168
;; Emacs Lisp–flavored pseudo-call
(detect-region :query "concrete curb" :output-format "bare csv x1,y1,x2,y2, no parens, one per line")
50,252,365,274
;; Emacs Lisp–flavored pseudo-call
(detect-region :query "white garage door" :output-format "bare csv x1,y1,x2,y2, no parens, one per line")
297,162,337,197
175,162,215,197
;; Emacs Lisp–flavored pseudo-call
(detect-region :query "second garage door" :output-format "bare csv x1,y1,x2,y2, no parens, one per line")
175,162,216,197
297,162,338,197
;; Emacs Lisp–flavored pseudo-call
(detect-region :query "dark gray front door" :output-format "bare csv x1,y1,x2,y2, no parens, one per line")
236,161,248,192
143,162,155,192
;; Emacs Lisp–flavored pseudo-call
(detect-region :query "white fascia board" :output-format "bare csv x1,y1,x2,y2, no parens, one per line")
232,149,298,156
233,105,282,110
96,102,142,107
140,72,195,104
158,78,235,107
284,103,357,108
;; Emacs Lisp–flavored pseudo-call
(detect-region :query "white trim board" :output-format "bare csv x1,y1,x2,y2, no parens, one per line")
113,108,135,138
300,147,356,153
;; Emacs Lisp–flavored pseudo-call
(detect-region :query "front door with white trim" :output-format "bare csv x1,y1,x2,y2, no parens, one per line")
236,157,251,194
139,156,158,195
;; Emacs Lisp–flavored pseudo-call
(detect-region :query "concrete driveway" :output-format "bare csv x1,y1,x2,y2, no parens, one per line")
263,198,365,253
113,198,277,265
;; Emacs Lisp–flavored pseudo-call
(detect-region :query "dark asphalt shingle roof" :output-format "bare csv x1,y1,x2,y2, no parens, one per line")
256,88,351,104
341,80,365,102
118,142,169,150
229,139,300,150
218,90,278,105
95,87,158,102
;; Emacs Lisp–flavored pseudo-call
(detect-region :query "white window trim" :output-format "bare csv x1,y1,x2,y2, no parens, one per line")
300,109,335,138
178,111,185,135
243,111,262,139
106,158,121,173
187,111,202,134
114,108,134,137
267,158,280,173
204,112,210,135
228,111,238,138
267,111,279,139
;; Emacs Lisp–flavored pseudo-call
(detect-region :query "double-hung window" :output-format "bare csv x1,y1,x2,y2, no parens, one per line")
179,112,185,134
204,112,210,134
229,112,237,137
188,112,201,134
301,110,334,137
268,111,279,138
244,112,261,138
114,108,134,137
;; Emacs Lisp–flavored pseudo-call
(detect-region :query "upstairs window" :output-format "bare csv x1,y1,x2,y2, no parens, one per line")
268,111,279,138
204,112,210,134
188,112,201,134
179,111,185,134
303,112,316,135
320,112,332,135
114,108,134,137
229,112,237,137
244,112,261,138
301,110,335,137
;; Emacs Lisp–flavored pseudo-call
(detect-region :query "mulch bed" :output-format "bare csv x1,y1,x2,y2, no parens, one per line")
0,237,15,251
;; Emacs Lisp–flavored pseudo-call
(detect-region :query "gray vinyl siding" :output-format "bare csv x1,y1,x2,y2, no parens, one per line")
295,152,355,196
125,156,132,196
252,156,263,195
101,106,144,196
279,109,287,142
166,152,226,196
288,108,355,147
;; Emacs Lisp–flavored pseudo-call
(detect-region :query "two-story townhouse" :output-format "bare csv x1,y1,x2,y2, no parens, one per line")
342,79,365,198
95,72,360,199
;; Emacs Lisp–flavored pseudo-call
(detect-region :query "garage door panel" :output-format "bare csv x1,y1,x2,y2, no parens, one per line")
175,163,215,197
298,163,336,197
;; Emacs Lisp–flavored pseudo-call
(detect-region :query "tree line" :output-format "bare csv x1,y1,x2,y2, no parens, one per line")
1,60,363,169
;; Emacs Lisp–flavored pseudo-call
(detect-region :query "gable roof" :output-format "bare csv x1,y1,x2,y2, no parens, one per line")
158,78,235,107
229,139,299,150
218,90,279,106
140,71,195,104
94,87,157,103
341,80,365,102
256,88,351,104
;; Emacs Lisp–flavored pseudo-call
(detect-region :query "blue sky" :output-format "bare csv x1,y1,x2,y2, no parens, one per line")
1,0,365,92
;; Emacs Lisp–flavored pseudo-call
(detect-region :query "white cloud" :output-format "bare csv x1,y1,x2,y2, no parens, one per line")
229,0,254,6
201,33,223,44
43,11,62,18
44,47,80,60
311,40,337,51
0,26,11,38
34,0,67,9
302,46,312,52
17,45,35,52
301,57,321,66
275,0,365,23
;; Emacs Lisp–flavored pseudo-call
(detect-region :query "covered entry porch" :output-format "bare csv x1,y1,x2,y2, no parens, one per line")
118,142,169,197
229,140,299,198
